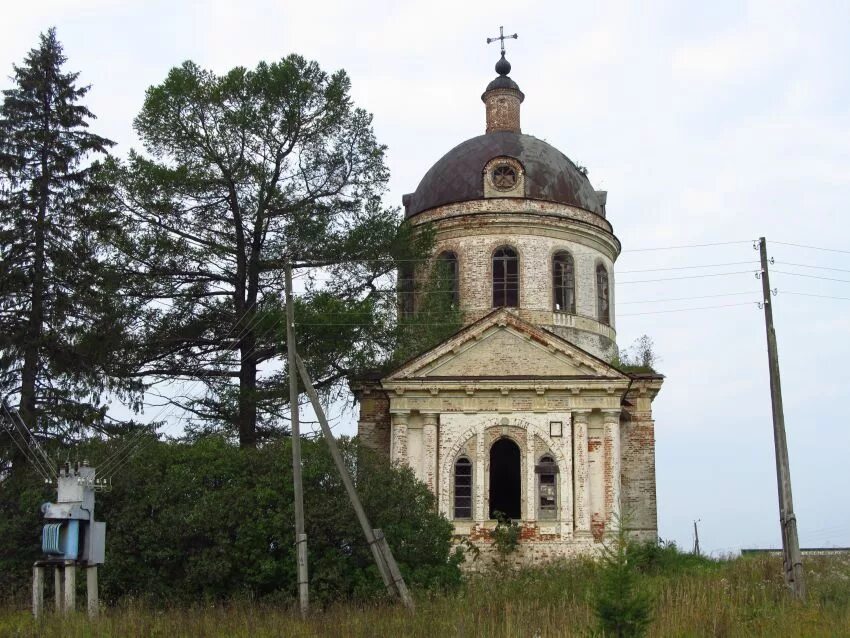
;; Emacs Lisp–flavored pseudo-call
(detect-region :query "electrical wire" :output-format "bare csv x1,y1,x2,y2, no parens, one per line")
774,262,850,274
618,261,758,274
772,241,850,255
620,240,753,253
619,302,757,317
97,298,270,478
772,270,850,284
780,291,850,301
618,291,756,305
618,270,757,284
99,306,296,480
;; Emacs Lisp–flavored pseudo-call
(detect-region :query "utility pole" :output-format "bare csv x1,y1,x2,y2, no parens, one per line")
285,263,309,616
693,520,701,556
757,237,805,600
294,352,415,611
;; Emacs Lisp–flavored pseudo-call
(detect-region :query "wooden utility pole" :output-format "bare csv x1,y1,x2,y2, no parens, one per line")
285,263,309,616
758,237,805,600
294,353,415,611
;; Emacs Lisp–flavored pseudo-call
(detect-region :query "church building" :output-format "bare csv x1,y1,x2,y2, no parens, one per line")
354,47,663,565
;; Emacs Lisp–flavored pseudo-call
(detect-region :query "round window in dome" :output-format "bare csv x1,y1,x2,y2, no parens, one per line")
491,165,517,190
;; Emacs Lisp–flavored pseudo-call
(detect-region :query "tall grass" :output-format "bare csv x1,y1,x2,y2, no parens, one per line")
1,554,847,637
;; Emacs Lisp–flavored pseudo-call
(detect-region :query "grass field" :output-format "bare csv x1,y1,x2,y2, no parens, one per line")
1,554,848,637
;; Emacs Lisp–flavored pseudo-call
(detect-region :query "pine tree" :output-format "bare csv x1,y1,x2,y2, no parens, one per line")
105,57,427,447
0,28,135,459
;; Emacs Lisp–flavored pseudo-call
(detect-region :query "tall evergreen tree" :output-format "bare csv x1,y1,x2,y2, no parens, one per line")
0,28,135,457
105,57,428,448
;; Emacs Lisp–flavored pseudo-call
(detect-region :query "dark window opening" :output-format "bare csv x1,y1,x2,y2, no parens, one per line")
536,455,559,520
454,457,472,519
493,247,519,308
489,437,521,520
553,251,576,313
596,263,610,325
437,251,459,306
492,165,517,190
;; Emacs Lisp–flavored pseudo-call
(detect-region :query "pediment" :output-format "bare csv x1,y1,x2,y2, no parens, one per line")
384,309,626,382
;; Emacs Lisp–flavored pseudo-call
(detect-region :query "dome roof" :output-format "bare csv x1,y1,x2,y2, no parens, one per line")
404,131,604,218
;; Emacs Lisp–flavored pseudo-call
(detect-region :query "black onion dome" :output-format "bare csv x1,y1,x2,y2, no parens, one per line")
405,131,603,218
495,53,511,76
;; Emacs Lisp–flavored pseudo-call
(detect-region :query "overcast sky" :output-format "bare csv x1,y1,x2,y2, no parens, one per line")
4,0,850,555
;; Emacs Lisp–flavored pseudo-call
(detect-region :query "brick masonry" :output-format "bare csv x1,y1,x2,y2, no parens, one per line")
352,309,663,569
350,94,664,567
409,199,619,361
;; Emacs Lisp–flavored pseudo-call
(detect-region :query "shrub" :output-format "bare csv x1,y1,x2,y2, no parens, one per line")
0,436,461,605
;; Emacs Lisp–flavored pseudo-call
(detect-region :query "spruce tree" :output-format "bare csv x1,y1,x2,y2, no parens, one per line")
0,28,134,458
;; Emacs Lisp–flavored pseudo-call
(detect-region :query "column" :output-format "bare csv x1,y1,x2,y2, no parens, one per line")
572,410,591,536
54,567,63,613
562,416,574,532
422,413,439,495
63,561,75,615
32,565,44,618
86,566,98,618
390,412,409,466
603,409,622,529
526,428,536,521
474,428,486,522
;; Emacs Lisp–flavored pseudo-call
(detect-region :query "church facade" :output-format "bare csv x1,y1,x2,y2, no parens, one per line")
354,52,663,565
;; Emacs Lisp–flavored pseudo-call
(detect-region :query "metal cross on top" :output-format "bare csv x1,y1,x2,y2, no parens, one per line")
486,26,518,56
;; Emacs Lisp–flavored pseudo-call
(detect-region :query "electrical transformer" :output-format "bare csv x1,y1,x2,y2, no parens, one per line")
40,463,106,565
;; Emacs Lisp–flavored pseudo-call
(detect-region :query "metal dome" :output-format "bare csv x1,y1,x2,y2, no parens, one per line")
404,131,604,218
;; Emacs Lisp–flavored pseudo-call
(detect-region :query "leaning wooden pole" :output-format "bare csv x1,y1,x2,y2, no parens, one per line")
758,237,805,600
294,352,415,611
285,263,309,616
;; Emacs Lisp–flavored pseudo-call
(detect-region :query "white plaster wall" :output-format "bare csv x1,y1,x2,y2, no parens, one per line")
436,411,575,533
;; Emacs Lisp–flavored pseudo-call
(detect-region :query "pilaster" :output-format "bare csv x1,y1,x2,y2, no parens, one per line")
422,412,439,495
603,409,622,528
390,411,410,466
573,410,591,535
525,428,536,521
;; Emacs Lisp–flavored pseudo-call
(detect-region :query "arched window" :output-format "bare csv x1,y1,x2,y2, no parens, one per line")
536,455,559,520
454,457,473,519
436,251,459,306
553,251,576,313
596,263,610,325
493,247,519,308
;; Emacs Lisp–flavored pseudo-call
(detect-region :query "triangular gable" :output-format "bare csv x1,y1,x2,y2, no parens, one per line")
384,309,627,382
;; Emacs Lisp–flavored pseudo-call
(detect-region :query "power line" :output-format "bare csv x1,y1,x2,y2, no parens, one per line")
620,240,753,253
618,261,758,274
772,241,850,255
618,270,756,284
775,262,850,274
619,302,756,317
619,291,756,305
781,291,850,301
772,270,850,284
97,298,271,478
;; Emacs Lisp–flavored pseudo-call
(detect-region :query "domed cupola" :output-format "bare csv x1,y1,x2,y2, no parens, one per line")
403,54,608,220
482,53,524,133
400,46,620,361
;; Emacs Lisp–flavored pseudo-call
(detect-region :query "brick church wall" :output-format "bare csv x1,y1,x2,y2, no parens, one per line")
354,383,391,457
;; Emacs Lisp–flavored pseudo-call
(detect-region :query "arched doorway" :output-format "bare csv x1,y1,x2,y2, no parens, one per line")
489,437,521,519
